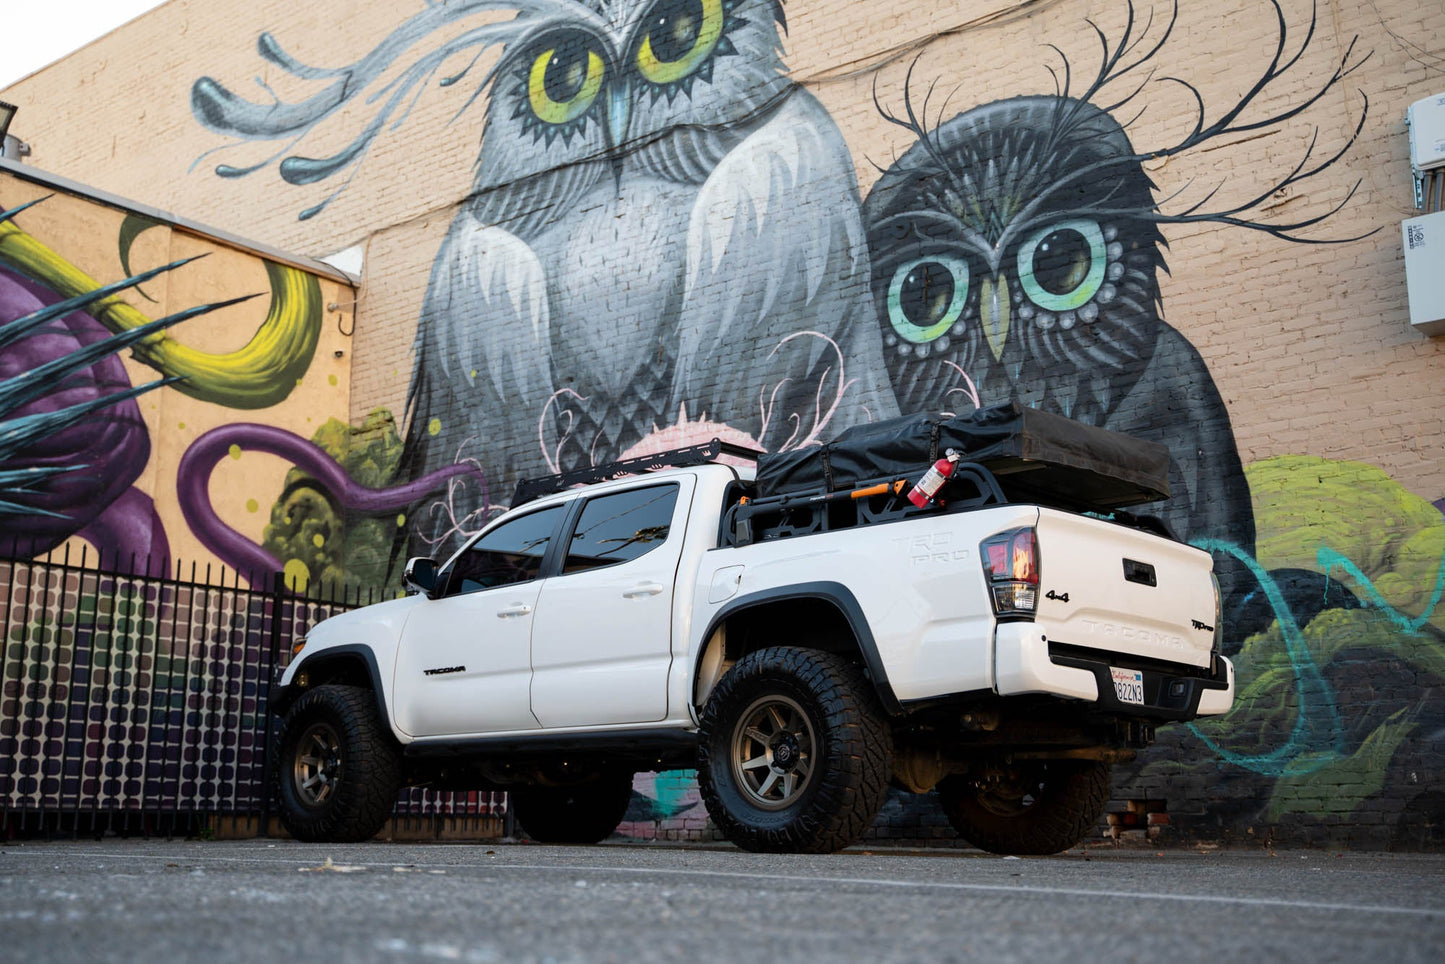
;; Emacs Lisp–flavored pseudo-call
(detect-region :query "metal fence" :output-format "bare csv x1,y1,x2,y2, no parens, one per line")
0,544,505,838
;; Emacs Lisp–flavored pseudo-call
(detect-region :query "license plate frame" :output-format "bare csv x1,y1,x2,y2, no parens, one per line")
1110,667,1145,706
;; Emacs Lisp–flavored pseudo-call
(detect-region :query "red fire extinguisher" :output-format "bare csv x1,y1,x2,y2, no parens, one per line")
907,449,961,508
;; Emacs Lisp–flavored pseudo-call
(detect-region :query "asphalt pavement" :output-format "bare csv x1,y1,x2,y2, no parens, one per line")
2,839,1442,963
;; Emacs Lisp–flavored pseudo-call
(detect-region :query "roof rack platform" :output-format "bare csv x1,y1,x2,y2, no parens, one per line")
511,438,762,507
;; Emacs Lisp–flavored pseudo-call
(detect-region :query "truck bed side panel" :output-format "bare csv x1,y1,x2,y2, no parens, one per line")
696,505,1039,703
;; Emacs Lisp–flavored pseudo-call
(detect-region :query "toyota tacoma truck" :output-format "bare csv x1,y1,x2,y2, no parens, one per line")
271,403,1233,854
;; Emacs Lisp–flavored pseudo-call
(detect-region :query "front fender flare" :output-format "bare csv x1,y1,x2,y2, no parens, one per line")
270,644,390,726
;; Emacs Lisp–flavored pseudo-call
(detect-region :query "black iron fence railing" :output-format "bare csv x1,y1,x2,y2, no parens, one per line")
0,544,505,837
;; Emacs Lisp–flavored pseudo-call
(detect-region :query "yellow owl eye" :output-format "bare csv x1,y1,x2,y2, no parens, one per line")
637,0,724,86
528,41,605,126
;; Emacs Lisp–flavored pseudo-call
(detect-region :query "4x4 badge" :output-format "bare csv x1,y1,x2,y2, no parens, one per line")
1045,590,1070,603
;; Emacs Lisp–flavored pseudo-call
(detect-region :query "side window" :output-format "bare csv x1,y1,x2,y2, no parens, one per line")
448,506,562,594
563,485,680,574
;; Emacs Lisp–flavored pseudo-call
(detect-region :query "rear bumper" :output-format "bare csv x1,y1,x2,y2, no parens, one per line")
993,622,1233,721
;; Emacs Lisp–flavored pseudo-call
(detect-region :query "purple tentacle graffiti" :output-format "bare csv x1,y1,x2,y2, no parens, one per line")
176,423,487,582
75,487,173,575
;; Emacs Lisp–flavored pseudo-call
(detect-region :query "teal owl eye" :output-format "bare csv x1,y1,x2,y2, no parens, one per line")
1017,219,1107,313
886,256,969,344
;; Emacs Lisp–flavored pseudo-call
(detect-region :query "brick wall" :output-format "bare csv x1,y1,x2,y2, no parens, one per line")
5,0,1443,848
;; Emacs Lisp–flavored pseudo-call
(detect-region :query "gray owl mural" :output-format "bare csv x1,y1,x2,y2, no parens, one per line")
863,0,1369,628
191,0,896,558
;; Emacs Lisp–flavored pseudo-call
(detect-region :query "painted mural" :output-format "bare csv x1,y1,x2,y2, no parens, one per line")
1,200,207,571
0,191,325,574
191,0,896,558
183,0,1442,845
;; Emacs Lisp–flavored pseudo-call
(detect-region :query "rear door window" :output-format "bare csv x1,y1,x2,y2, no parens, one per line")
562,485,680,574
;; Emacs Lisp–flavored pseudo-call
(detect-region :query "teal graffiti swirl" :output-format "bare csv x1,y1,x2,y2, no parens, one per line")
1316,545,1445,634
1187,539,1345,777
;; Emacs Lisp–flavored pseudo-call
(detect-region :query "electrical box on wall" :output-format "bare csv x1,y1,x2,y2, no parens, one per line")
1408,92,1445,209
1408,93,1445,172
1403,210,1445,336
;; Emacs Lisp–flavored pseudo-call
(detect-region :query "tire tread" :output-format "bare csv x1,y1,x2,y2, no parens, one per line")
274,684,402,843
939,760,1111,855
698,647,891,854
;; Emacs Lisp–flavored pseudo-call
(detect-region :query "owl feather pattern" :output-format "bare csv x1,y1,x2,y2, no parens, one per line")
194,0,897,556
402,0,895,553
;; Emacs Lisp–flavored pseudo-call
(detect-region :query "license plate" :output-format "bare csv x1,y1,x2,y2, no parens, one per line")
1110,667,1145,705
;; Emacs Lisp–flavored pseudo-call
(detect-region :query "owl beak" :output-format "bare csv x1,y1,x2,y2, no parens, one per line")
979,274,1011,362
603,81,632,189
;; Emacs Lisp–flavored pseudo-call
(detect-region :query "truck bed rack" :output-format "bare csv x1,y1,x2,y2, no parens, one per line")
725,462,1007,547
726,461,1179,547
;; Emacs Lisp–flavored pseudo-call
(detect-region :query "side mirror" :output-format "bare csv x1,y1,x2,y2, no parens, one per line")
403,556,441,597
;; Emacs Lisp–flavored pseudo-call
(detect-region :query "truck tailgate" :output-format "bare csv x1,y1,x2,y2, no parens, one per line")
1033,509,1217,669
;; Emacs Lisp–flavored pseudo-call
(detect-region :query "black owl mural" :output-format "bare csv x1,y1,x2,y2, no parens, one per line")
863,0,1369,626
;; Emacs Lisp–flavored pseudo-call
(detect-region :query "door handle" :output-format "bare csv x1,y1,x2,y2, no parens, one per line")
497,603,533,617
622,582,664,599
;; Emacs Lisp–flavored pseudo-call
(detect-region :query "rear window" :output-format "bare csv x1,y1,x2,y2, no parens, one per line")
563,485,679,574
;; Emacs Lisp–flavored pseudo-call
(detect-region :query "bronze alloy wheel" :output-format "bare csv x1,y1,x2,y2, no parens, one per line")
291,720,344,808
729,694,817,811
697,647,892,853
275,684,401,842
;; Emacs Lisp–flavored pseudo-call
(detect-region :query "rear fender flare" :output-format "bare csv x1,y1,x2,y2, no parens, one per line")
693,581,901,715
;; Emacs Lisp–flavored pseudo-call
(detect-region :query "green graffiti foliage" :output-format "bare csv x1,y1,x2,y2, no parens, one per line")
1266,707,1417,820
1188,540,1345,777
1250,455,1445,637
261,410,406,593
1153,456,1445,817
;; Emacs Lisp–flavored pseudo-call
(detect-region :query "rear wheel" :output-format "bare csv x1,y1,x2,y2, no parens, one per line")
275,684,402,842
698,647,891,853
938,759,1111,855
512,771,634,844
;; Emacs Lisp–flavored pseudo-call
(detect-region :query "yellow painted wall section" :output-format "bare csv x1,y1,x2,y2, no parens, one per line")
0,171,355,585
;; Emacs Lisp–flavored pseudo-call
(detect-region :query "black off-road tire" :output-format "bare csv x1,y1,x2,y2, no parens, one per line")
512,771,634,844
697,647,892,854
938,759,1111,855
274,684,402,842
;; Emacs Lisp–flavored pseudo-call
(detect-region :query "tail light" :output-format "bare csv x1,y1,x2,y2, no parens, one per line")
1211,571,1224,665
981,527,1039,617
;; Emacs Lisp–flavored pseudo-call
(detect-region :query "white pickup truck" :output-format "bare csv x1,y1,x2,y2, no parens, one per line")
272,407,1233,854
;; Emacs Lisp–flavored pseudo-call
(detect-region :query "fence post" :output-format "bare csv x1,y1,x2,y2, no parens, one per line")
257,569,287,837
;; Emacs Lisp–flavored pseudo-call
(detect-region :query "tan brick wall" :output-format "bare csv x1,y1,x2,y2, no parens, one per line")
0,168,355,576
6,0,1439,500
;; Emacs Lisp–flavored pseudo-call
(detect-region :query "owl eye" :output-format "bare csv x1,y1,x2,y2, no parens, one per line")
1017,219,1107,313
637,0,725,86
886,256,970,344
528,36,605,126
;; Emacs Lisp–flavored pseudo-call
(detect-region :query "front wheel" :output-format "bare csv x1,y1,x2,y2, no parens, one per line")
938,759,1111,855
274,684,402,842
698,647,892,853
511,771,634,844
